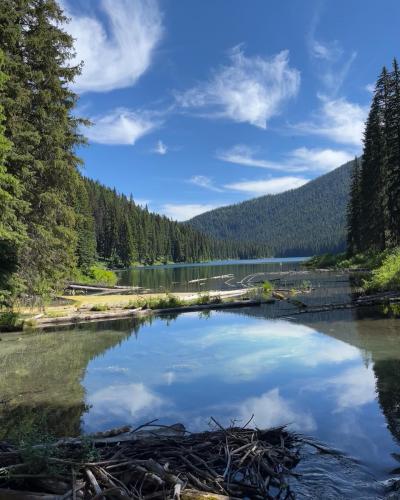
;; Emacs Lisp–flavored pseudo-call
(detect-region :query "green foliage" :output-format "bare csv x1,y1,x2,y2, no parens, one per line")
189,160,354,256
153,294,183,309
0,49,27,306
7,420,64,477
0,311,23,332
0,0,89,297
90,303,110,312
75,265,118,287
306,251,387,270
348,59,400,255
262,280,273,294
197,293,211,304
87,266,118,286
84,177,268,266
347,157,363,254
364,249,400,291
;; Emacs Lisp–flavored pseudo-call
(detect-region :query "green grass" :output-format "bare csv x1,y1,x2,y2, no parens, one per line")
262,280,273,294
90,303,110,312
75,264,118,287
305,251,388,270
0,311,24,332
123,293,225,311
364,249,400,292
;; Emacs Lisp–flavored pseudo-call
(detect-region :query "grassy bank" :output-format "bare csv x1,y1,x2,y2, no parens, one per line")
306,249,400,293
0,288,264,332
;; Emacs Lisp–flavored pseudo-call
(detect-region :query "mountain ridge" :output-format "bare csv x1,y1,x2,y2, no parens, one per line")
187,160,354,257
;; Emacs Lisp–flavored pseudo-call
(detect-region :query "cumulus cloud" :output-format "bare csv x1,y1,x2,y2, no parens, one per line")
225,176,308,196
176,48,300,128
237,389,316,432
86,109,159,145
154,140,168,155
306,366,376,412
292,96,368,147
218,144,353,173
327,366,377,411
89,383,165,418
160,203,219,221
64,0,163,93
188,175,223,192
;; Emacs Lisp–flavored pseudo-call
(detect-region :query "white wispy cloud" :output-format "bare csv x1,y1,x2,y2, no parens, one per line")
160,203,219,221
307,11,356,95
290,147,354,171
224,176,308,196
154,140,168,155
176,47,300,128
293,96,368,147
64,0,163,93
86,109,160,145
188,175,223,192
218,144,354,172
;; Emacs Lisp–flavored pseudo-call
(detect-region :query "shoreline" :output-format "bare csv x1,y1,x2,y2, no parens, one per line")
11,289,270,332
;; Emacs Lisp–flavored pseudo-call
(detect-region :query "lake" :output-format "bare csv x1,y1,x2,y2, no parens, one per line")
1,259,399,497
116,257,307,293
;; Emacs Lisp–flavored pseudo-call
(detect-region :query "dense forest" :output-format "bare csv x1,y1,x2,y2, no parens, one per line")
189,161,353,257
0,0,271,303
84,178,271,268
347,59,400,255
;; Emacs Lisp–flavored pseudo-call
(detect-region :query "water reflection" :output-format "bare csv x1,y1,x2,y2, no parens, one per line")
1,271,400,491
117,258,306,292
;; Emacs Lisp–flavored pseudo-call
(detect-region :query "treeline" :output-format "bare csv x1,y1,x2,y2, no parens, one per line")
188,161,353,257
347,59,400,254
84,178,271,267
0,0,270,303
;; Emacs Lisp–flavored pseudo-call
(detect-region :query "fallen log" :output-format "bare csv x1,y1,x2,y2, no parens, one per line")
34,299,270,330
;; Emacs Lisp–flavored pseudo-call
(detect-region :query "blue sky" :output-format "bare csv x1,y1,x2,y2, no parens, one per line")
63,0,400,220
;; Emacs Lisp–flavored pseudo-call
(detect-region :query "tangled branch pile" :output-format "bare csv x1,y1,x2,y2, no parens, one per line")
0,421,301,499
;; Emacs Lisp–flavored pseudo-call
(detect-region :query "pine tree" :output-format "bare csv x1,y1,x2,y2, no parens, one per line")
75,181,96,270
0,49,27,305
0,0,88,294
359,75,387,252
385,58,400,247
347,157,362,255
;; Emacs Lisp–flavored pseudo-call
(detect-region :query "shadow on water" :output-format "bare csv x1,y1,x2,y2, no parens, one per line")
0,318,150,440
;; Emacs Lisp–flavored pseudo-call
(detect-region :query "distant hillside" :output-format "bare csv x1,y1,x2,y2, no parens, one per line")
188,160,354,257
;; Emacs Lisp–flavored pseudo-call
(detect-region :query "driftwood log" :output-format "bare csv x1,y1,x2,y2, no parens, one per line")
0,421,300,499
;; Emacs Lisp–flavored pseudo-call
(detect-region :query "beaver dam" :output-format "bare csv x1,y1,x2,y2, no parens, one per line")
0,422,302,499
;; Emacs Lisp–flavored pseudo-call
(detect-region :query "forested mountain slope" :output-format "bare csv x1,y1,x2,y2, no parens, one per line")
84,178,271,267
188,160,354,257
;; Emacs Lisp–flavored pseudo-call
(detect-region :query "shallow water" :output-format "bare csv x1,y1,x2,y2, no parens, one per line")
116,257,307,292
1,259,400,497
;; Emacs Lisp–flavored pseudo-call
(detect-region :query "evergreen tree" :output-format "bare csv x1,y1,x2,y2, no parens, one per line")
347,157,362,255
0,49,27,305
359,79,386,252
0,0,88,294
75,181,96,270
385,58,400,247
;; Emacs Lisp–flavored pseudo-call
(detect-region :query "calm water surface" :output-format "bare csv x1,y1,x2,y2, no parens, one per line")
1,259,400,497
117,257,307,292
